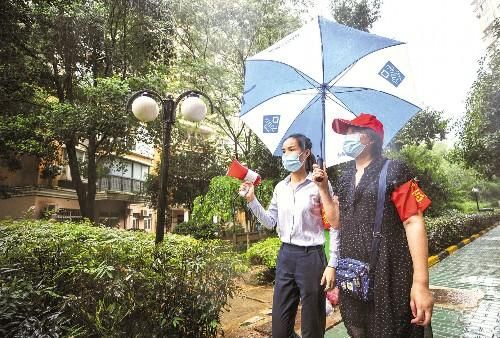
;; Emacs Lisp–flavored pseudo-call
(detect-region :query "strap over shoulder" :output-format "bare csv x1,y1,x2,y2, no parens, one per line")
369,159,390,272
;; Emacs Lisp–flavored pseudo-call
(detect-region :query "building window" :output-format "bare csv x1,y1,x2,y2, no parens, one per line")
132,218,140,229
144,217,151,230
109,159,150,182
176,214,184,224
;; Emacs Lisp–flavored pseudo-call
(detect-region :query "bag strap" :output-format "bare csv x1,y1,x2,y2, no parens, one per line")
368,159,390,273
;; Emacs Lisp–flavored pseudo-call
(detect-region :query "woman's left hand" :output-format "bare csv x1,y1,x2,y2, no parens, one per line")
410,282,434,326
321,266,336,291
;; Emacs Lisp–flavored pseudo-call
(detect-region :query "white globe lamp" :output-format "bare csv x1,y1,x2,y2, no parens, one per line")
131,95,159,122
181,96,207,122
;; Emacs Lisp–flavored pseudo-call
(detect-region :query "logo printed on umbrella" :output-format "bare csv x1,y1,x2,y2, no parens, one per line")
378,61,405,87
263,115,280,133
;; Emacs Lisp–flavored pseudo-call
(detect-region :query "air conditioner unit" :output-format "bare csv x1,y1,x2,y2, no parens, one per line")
141,210,148,217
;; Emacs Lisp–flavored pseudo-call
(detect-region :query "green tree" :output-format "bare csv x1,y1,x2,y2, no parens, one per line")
144,123,226,213
454,20,500,178
190,176,275,234
389,109,448,151
0,0,175,221
168,0,304,164
0,1,58,169
47,77,144,221
244,134,286,180
329,0,382,31
169,125,228,211
141,0,305,219
191,176,244,227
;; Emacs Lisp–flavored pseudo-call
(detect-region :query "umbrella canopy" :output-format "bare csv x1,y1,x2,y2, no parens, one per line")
240,16,421,167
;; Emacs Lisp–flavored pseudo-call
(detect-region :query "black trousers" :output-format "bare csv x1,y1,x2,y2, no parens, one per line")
272,243,326,338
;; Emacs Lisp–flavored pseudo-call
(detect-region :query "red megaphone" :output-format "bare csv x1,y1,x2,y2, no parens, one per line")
226,159,261,186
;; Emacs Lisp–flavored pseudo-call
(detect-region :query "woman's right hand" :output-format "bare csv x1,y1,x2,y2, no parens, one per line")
239,182,255,202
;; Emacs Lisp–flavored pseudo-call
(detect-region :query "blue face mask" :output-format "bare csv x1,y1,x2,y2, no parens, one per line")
282,152,304,172
343,133,366,158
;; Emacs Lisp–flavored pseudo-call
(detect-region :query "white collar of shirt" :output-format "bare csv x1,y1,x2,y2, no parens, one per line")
284,172,314,187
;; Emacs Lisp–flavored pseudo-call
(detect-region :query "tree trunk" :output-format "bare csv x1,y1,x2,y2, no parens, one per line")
65,139,88,218
86,137,98,223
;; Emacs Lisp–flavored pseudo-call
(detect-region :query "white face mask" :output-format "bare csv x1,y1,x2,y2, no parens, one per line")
342,133,366,158
282,152,304,172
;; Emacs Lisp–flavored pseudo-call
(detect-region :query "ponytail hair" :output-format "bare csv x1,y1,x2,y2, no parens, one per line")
286,133,316,172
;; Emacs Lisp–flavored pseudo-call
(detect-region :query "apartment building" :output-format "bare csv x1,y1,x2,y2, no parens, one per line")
0,144,159,231
0,123,214,233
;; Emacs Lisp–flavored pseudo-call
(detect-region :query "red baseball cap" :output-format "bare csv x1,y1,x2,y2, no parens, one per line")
332,113,384,141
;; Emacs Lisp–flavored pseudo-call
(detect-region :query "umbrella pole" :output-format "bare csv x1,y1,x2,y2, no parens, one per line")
320,88,326,166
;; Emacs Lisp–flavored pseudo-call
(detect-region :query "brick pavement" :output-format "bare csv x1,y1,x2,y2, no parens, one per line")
326,224,500,338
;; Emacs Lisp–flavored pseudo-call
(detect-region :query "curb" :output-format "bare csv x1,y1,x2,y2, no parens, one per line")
427,224,497,268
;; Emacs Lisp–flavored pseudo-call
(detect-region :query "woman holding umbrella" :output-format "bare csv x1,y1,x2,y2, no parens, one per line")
240,133,339,338
331,113,434,337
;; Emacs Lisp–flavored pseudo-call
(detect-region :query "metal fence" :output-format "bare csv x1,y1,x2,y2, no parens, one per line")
97,175,145,194
54,208,82,222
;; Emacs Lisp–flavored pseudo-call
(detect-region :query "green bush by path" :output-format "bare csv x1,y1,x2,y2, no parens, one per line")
173,219,220,240
0,219,239,337
426,211,500,255
246,237,281,270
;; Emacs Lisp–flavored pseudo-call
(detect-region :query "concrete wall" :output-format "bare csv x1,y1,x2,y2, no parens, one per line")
0,195,80,219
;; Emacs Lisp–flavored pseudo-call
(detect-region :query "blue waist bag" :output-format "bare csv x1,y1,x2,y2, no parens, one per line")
335,258,372,302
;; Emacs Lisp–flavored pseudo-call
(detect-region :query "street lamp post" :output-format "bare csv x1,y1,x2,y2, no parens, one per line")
472,187,480,212
128,89,213,244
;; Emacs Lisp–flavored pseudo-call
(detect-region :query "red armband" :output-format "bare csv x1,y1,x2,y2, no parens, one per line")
391,180,431,222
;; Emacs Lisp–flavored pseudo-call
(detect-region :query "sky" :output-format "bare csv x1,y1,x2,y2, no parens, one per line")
305,0,487,137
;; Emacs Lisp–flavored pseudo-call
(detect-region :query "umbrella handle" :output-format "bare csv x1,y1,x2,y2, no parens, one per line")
315,156,324,182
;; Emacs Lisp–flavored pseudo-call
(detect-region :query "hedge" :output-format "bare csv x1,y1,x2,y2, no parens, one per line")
246,211,500,270
426,211,500,255
246,237,281,270
0,219,239,337
172,220,220,240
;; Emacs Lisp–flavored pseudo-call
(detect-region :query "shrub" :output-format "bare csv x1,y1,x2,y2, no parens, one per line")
173,220,220,240
224,224,245,235
0,219,239,337
425,211,500,255
246,237,281,270
448,200,481,214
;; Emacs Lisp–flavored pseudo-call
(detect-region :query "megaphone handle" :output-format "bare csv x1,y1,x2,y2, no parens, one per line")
315,156,324,182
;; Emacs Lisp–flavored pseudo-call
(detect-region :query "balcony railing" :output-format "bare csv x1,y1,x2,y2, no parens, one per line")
98,175,145,194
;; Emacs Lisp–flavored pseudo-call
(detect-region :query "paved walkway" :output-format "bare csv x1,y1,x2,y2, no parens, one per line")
326,224,500,337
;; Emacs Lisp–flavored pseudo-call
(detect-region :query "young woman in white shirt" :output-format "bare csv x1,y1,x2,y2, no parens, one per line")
240,133,339,338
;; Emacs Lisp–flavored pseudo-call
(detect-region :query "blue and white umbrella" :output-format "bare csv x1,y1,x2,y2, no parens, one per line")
240,16,421,167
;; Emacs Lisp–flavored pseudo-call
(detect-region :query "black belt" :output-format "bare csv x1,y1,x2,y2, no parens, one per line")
282,242,323,252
